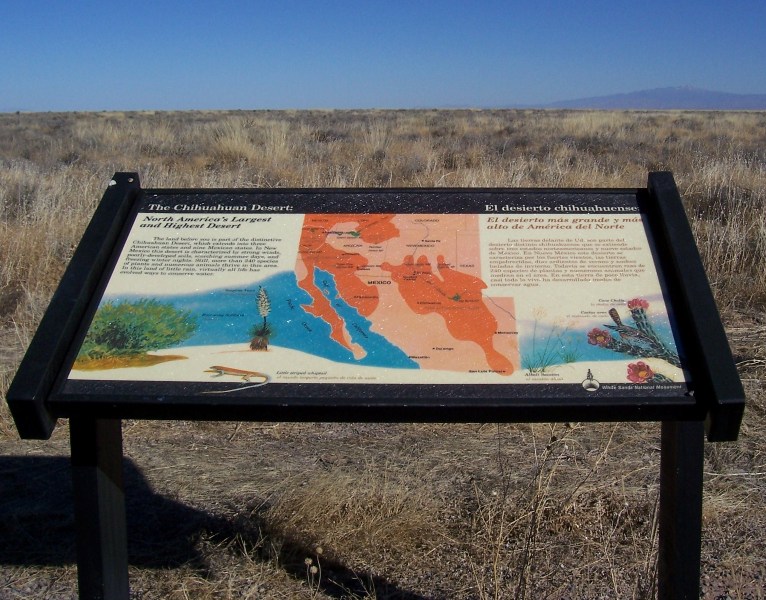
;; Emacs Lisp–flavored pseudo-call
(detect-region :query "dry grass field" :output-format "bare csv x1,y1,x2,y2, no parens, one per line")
1,109,765,599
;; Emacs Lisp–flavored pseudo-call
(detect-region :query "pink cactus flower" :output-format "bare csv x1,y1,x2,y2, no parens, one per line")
587,328,612,347
627,298,649,310
627,361,654,383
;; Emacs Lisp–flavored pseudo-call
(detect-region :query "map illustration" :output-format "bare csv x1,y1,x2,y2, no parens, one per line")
294,213,517,375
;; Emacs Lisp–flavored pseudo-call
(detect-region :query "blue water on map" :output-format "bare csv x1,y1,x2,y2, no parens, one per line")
99,270,681,374
101,270,418,369
312,268,418,369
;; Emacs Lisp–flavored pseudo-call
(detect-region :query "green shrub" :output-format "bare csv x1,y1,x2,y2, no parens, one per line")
78,299,197,359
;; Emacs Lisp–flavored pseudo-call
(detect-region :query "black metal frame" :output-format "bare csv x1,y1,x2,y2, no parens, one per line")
7,175,141,439
7,172,744,441
5,172,745,599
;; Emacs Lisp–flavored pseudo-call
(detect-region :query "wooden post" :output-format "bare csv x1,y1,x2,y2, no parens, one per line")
70,417,129,600
658,420,705,599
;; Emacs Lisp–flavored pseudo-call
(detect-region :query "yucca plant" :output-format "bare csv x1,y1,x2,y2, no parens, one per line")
249,286,273,351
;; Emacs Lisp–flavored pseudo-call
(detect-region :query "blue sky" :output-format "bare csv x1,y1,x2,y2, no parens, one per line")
2,1,765,111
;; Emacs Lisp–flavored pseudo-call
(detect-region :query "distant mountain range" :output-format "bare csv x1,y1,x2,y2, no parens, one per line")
5,86,766,113
543,86,766,110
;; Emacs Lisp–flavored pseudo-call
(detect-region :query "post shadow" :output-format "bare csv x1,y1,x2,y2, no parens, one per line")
0,444,432,600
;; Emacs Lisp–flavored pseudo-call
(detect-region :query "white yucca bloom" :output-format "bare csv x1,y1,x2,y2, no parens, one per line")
257,287,271,320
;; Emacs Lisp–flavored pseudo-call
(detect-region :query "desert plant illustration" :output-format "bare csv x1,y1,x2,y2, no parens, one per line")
625,360,673,384
75,299,198,365
249,286,273,351
522,309,581,373
587,298,680,381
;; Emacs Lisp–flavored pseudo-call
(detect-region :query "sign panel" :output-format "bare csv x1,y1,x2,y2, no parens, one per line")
58,189,689,401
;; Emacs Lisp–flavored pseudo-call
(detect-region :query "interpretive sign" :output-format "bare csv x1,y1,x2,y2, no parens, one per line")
65,189,685,392
6,173,745,600
8,173,743,439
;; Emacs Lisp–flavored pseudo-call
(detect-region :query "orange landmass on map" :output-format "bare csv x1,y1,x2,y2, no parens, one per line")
381,254,514,375
297,214,399,353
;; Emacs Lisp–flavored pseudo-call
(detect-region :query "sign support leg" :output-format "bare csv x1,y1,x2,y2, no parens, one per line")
658,420,704,600
70,417,129,600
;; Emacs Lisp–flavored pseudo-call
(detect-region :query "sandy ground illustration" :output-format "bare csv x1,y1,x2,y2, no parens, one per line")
68,343,685,386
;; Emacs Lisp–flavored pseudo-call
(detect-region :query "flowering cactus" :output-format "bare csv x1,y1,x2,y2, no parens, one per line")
587,298,681,380
627,298,649,310
627,361,673,384
627,361,654,383
587,328,612,347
